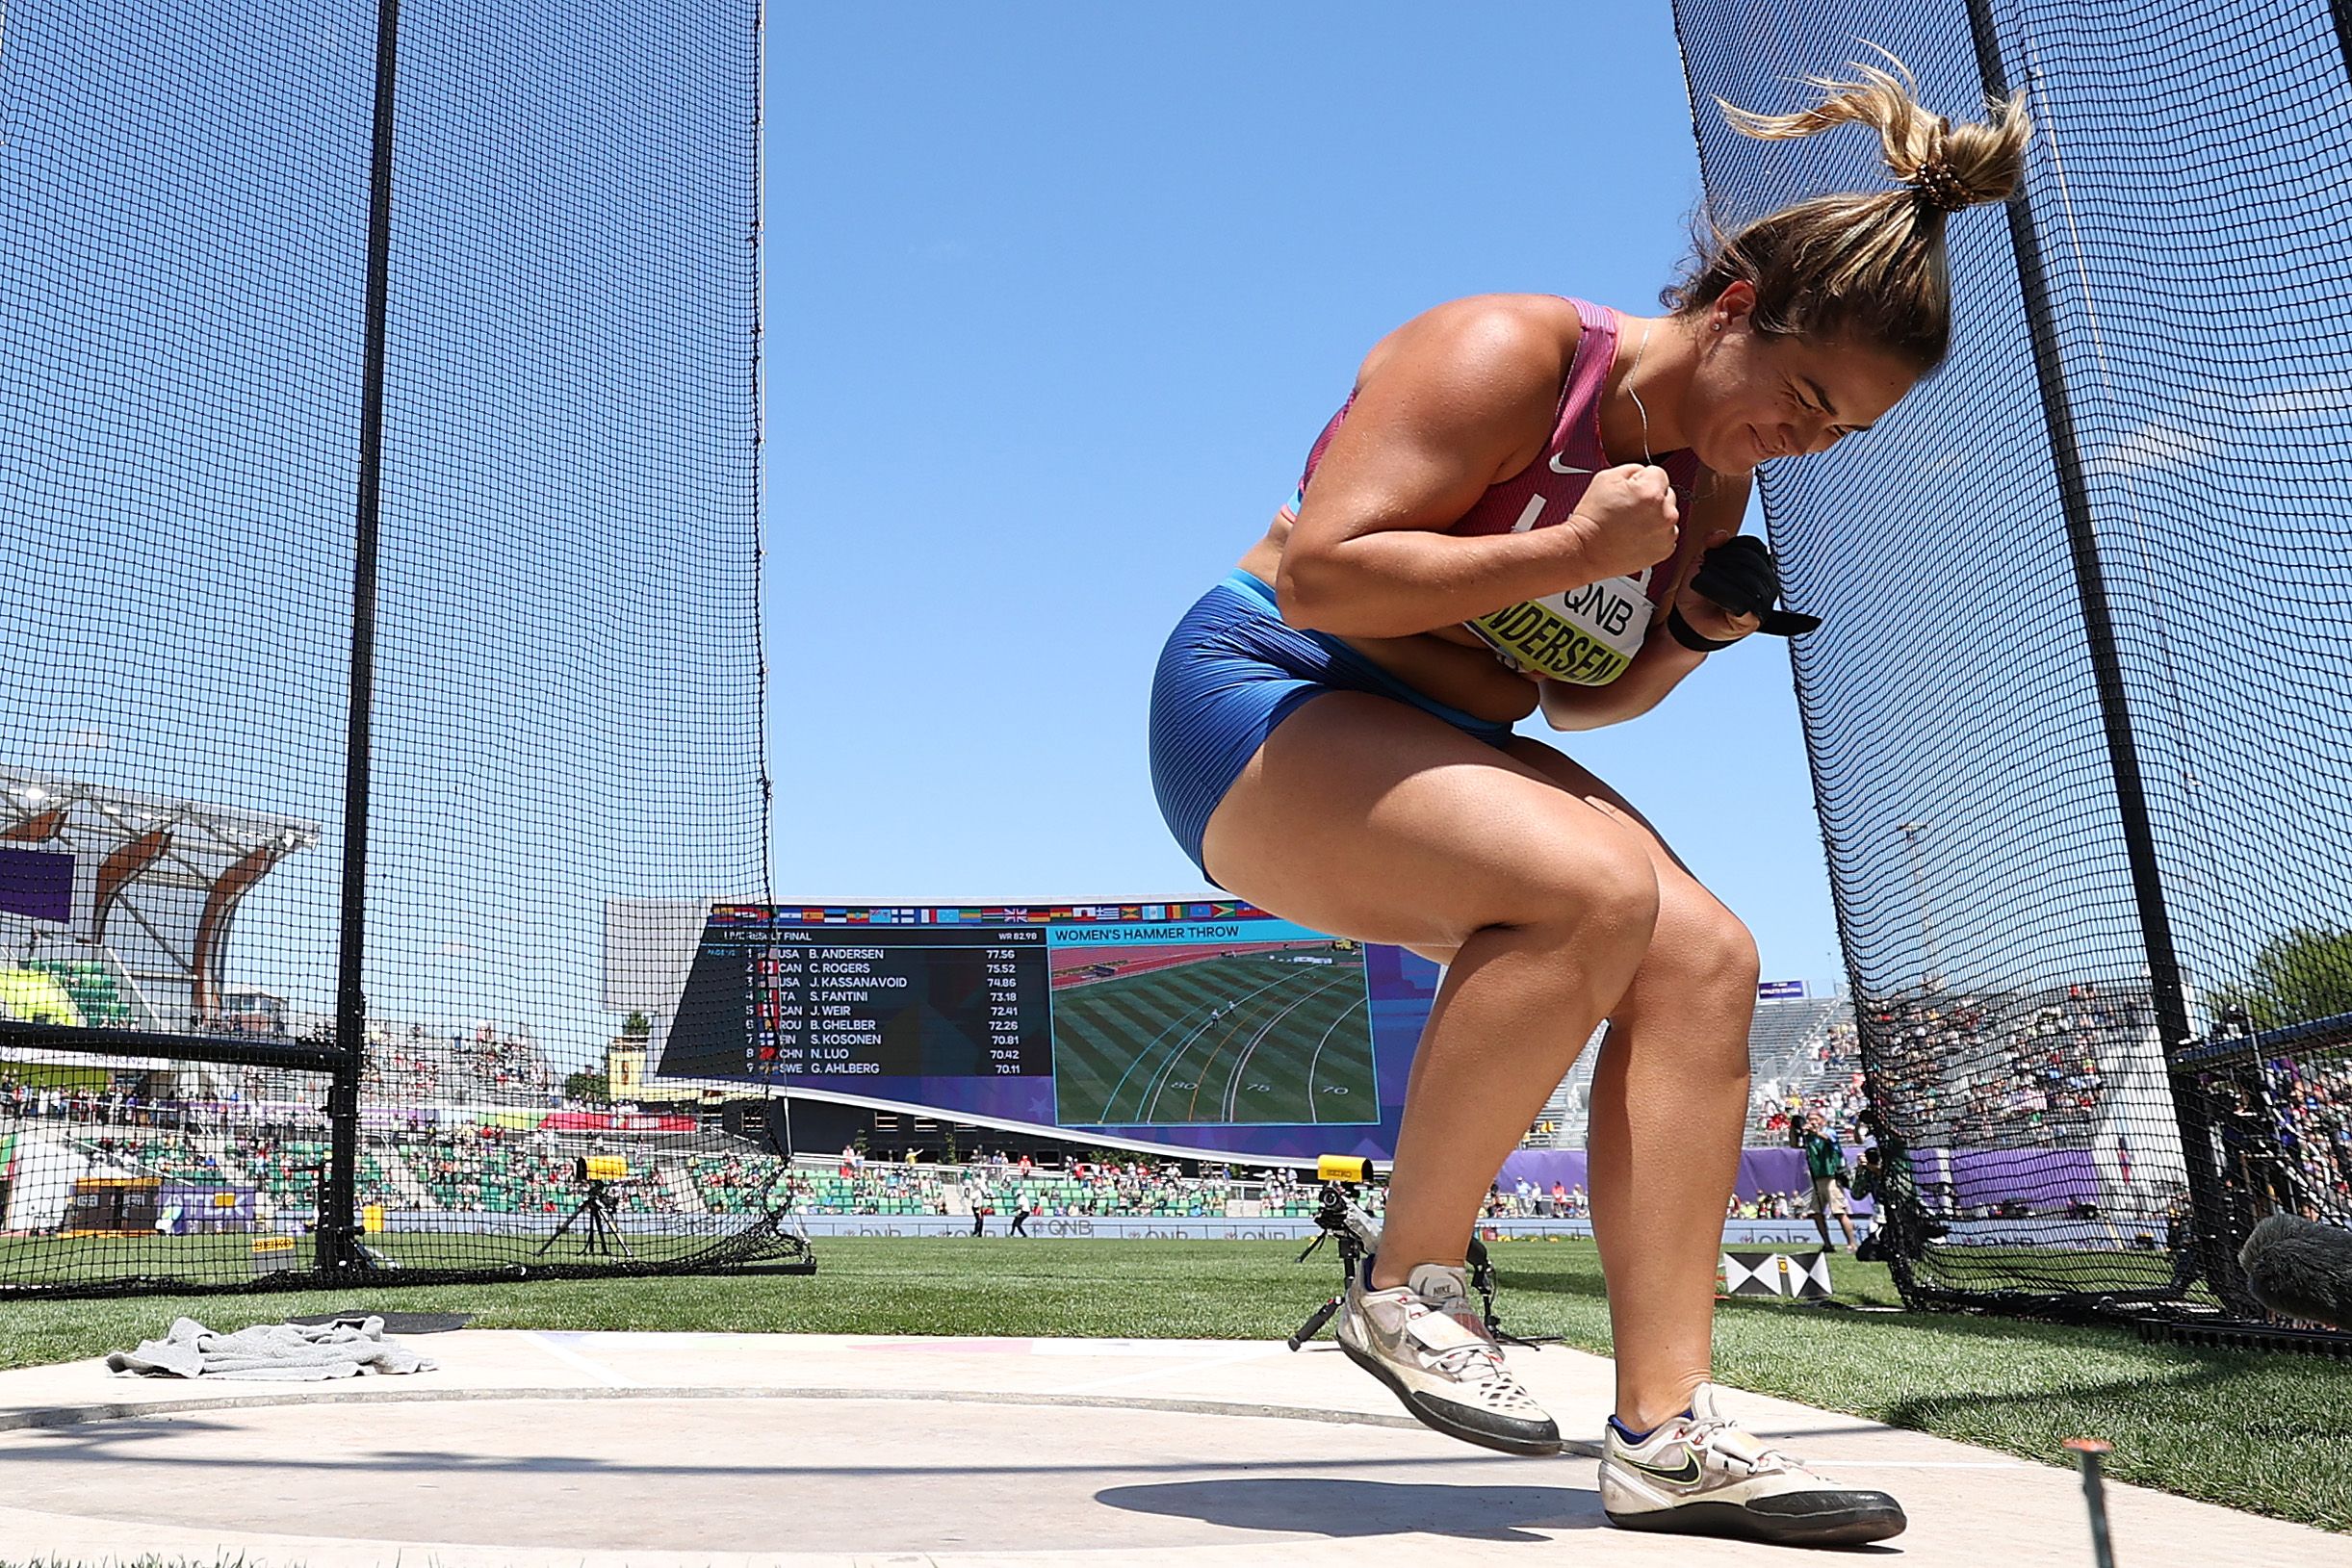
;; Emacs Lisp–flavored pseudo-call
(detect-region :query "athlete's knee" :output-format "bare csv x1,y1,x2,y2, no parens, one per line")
1684,907,1759,1078
1639,879,1758,994
1691,899,1762,998
1618,890,1758,1068
1509,818,1659,952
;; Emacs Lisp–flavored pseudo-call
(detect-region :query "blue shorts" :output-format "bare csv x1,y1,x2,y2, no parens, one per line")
1149,570,1517,887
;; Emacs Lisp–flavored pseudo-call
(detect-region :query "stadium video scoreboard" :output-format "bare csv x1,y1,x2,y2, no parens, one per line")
663,902,1386,1130
736,922,1051,1078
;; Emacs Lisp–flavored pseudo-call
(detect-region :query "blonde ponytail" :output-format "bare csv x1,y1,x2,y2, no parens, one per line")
1666,46,2031,370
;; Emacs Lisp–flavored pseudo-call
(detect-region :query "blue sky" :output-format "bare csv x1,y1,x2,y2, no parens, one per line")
767,5,1848,988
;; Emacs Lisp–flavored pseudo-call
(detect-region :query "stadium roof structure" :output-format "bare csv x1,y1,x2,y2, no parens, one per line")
0,765,319,1037
2176,1007,2352,1069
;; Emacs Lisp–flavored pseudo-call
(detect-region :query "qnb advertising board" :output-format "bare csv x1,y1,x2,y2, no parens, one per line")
660,903,1441,1161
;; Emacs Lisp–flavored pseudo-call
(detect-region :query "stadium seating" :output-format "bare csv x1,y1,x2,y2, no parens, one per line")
1868,989,2124,1147
677,1152,1345,1221
27,1101,1383,1225
358,1020,556,1108
1533,1002,1855,1148
26,959,134,1026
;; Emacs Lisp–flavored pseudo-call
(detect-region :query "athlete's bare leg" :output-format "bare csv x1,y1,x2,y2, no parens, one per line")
1208,697,1758,1433
1497,737,1758,1433
1200,692,1661,1298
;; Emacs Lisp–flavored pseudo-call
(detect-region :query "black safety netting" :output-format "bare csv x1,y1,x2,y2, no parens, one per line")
2178,1022,2352,1280
0,0,798,1296
1674,0,2352,1322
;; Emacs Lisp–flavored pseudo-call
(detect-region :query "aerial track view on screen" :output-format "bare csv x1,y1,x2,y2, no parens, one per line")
1050,937,1376,1126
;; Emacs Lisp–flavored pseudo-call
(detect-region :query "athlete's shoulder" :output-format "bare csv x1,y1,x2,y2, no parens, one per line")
1413,292,1585,337
1349,295,1584,447
1368,294,1581,379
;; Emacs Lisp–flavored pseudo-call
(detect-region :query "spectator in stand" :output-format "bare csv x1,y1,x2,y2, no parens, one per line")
1798,1113,1857,1252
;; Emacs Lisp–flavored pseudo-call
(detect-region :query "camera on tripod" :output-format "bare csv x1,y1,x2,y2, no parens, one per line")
538,1151,636,1259
1285,1155,1534,1351
1307,1154,1383,1248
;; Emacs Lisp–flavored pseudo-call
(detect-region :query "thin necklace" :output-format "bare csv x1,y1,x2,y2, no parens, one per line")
1624,319,1655,464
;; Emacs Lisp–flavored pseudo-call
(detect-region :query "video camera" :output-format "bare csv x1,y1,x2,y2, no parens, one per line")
1285,1155,1534,1350
574,1154,632,1184
1305,1154,1384,1253
541,1152,635,1260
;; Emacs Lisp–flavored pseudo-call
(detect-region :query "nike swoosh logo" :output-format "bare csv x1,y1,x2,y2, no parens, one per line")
1624,1449,1703,1486
1548,453,1596,475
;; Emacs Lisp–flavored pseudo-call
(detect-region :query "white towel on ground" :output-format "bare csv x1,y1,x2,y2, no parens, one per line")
106,1315,439,1380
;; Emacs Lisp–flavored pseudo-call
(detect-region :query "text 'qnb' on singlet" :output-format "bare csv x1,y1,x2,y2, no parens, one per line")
1284,297,1700,687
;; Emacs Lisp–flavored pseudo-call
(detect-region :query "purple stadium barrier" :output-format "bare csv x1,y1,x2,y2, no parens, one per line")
1920,1146,2103,1210
1495,1146,1874,1213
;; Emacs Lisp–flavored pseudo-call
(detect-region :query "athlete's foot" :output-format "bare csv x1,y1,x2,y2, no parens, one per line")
1599,1382,1905,1547
1335,1257,1559,1456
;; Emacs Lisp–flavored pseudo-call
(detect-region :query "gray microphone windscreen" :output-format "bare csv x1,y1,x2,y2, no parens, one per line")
2237,1214,2352,1330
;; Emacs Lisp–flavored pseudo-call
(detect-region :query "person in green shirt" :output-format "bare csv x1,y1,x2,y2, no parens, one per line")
1799,1113,1857,1252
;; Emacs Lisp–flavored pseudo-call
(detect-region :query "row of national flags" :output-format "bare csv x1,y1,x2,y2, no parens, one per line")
712,902,1274,926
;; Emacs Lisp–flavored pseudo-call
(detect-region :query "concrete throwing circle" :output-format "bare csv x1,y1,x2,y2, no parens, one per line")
2,1390,1605,1555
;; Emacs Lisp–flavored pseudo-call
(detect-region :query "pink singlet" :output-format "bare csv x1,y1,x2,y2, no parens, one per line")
1286,297,1701,687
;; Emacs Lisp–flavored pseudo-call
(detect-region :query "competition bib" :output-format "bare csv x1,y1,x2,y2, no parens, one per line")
1464,569,1655,686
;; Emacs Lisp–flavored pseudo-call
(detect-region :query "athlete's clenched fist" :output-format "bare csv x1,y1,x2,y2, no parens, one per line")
1559,463,1680,585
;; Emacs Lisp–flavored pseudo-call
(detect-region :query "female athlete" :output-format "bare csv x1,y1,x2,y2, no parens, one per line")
1148,56,2028,1548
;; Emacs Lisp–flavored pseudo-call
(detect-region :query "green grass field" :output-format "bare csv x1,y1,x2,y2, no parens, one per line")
1051,952,1376,1124
4,1234,2347,1549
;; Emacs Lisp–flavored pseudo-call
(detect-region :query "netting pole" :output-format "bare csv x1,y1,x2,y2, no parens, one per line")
1960,0,2241,1308
320,0,403,1278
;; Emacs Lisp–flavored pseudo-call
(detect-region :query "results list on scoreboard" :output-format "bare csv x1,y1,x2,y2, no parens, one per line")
738,925,1052,1077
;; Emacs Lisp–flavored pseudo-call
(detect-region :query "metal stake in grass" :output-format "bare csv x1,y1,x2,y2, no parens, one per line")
2063,1437,2116,1568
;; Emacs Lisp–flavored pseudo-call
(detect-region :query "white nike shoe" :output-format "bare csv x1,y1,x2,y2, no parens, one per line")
1599,1383,1905,1546
1334,1258,1560,1456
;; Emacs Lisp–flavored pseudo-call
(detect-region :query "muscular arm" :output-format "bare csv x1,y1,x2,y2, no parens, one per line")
1536,466,1755,732
1275,296,1635,639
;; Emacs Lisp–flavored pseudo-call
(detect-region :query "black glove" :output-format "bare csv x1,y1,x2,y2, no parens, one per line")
1687,535,1822,636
